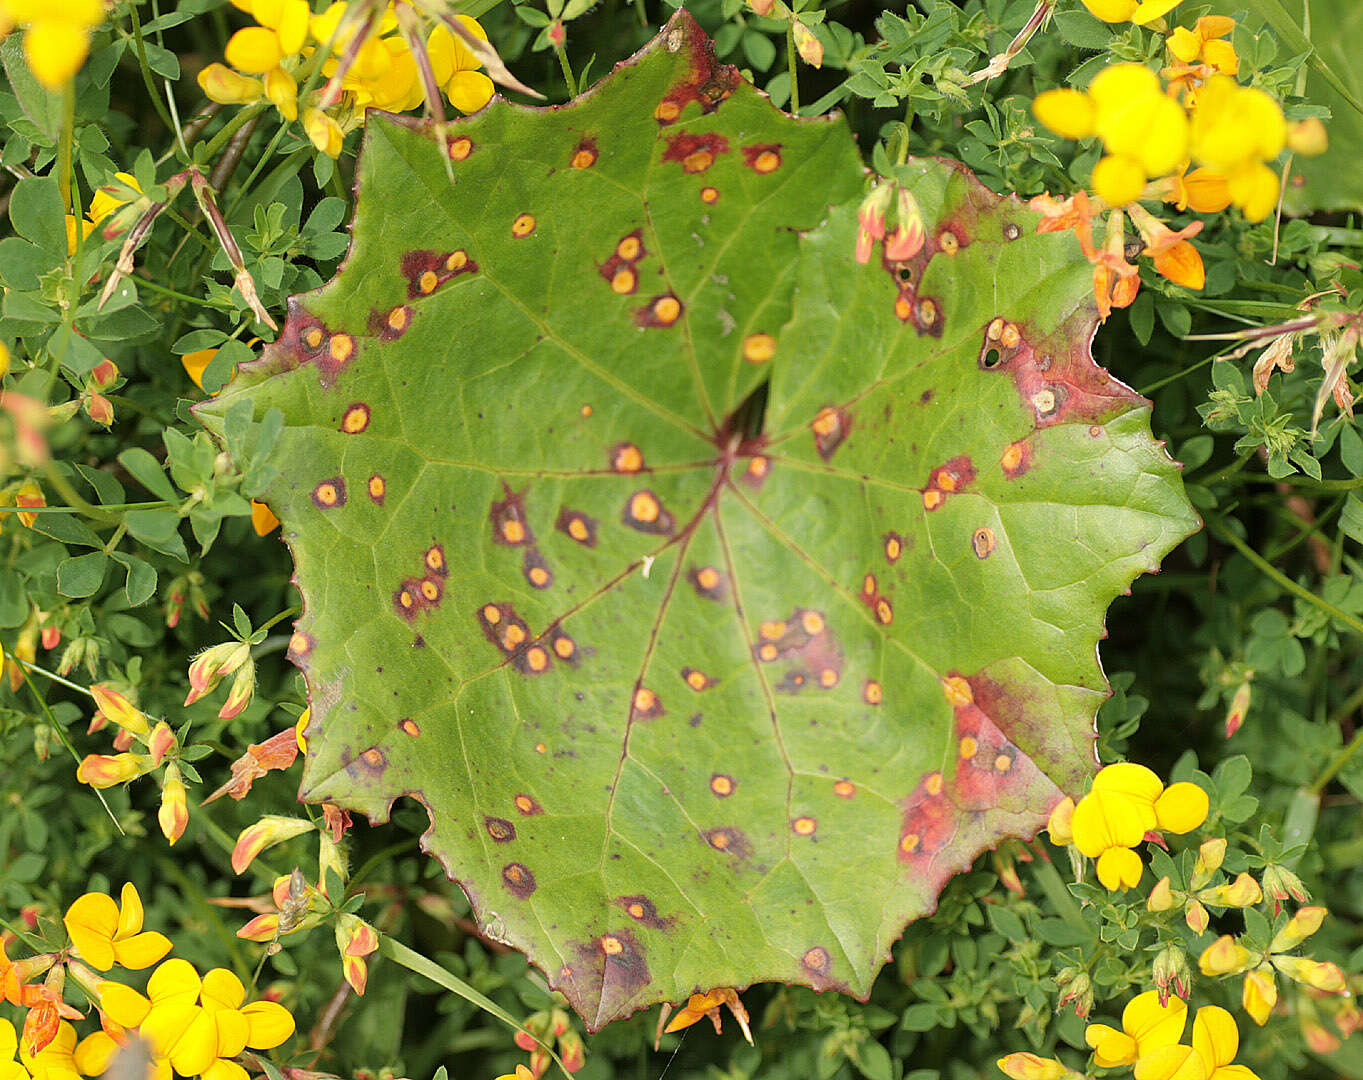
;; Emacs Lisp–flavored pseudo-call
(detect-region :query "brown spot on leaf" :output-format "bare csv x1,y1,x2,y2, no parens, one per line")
700,186,720,203
636,294,683,327
833,779,856,798
400,718,420,737
972,527,996,559
556,507,598,547
618,896,671,928
491,487,533,546
523,549,553,589
709,774,734,797
570,139,598,168
743,144,781,172
883,532,903,563
689,565,724,600
360,747,386,770
810,406,850,460
1001,440,1031,478
547,628,579,665
340,403,370,434
312,478,346,509
485,816,517,843
622,490,675,534
792,816,817,836
425,544,447,577
863,681,882,705
502,862,536,897
448,136,474,160
681,667,712,691
511,213,536,238
631,686,664,720
611,443,644,473
402,249,478,300
802,946,830,974
367,474,386,503
514,794,543,815
515,643,552,675
662,132,730,173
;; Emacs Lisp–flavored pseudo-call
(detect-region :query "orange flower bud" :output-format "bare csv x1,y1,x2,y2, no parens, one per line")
1272,956,1346,993
76,753,148,788
217,658,257,719
335,914,379,995
89,360,119,389
40,626,60,650
996,1052,1070,1080
85,393,114,426
1201,872,1261,909
185,641,251,705
1192,838,1226,887
237,914,281,942
1198,934,1253,977
558,1028,584,1072
90,684,150,737
1270,905,1326,952
147,721,176,766
231,816,315,875
159,766,189,845
1241,966,1276,1026
792,22,822,69
1147,876,1175,912
1047,796,1075,846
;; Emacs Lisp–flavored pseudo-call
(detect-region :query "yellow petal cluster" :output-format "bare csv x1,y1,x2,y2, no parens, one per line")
1133,1005,1260,1080
198,1,494,158
0,0,104,89
1085,991,1187,1068
1081,0,1182,22
1058,763,1208,891
63,884,172,972
85,958,294,1080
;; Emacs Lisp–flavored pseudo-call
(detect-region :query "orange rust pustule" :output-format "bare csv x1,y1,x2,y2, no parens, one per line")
897,773,955,865
810,405,851,460
688,565,724,600
569,137,599,168
275,305,354,389
476,602,532,657
367,305,414,341
558,930,650,1032
754,608,842,693
922,455,977,510
617,895,672,929
741,144,782,172
661,132,730,173
703,826,749,857
651,23,740,127
555,507,599,547
546,627,580,666
514,793,544,815
502,862,536,898
522,548,553,590
1000,311,1146,427
485,816,517,843
598,228,647,293
622,489,676,535
490,487,533,546
312,477,346,509
635,294,683,328
630,686,665,720
401,249,478,301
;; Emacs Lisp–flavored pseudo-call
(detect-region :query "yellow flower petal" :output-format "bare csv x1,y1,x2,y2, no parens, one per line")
198,63,264,105
1085,1024,1137,1068
1046,796,1075,845
1134,1045,1204,1080
23,22,91,89
1154,782,1208,833
225,26,284,75
1070,792,1116,856
181,348,218,390
1080,0,1139,20
212,1008,250,1059
1166,27,1201,63
1092,155,1146,208
72,1032,118,1077
98,981,151,1028
1131,0,1183,24
1092,762,1164,805
63,893,119,972
201,969,246,1012
251,500,280,535
1096,846,1144,891
0,1018,19,1059
1226,162,1279,223
203,1059,250,1080
275,0,310,54
1200,39,1237,76
1192,1005,1238,1068
1124,990,1188,1053
115,883,144,939
241,1000,295,1049
1241,968,1276,1027
1089,63,1161,110
147,958,202,1008
1034,89,1097,140
1134,96,1189,176
143,1005,216,1078
113,931,172,971
448,70,493,114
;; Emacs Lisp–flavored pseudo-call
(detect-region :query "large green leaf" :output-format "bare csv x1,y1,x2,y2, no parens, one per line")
198,11,1197,1029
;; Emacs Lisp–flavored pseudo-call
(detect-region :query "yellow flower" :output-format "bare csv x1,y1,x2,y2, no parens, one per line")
1081,0,1184,26
1133,1006,1261,1080
1085,990,1188,1068
303,108,344,158
1269,906,1325,952
335,913,379,995
4,0,104,89
427,18,494,114
1270,955,1346,993
88,684,149,738
198,64,264,105
1241,967,1276,1026
997,1053,1070,1080
98,958,203,1030
493,1067,534,1080
159,766,189,846
17,1019,76,1080
231,815,315,875
87,174,142,228
1197,935,1253,977
63,884,172,972
1046,796,1075,845
63,216,95,256
1167,16,1237,75
197,967,295,1080
1,1018,31,1080
75,752,150,789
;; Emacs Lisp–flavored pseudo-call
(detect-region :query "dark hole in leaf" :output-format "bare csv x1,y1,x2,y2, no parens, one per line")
724,378,770,444
981,348,1002,369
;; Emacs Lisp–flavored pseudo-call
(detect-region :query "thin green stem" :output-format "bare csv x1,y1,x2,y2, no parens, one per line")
254,605,302,636
16,657,98,698
1029,844,1093,941
1194,452,1254,488
43,462,117,524
378,935,571,1078
0,915,49,954
201,104,270,162
785,22,800,114
58,85,76,215
125,5,181,148
22,668,123,831
1207,517,1363,637
0,500,170,515
553,40,577,97
127,274,236,311
1309,688,1363,795
102,522,129,555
